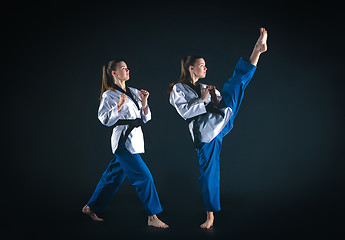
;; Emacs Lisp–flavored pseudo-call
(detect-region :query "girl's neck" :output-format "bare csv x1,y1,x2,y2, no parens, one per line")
191,77,199,86
114,79,126,91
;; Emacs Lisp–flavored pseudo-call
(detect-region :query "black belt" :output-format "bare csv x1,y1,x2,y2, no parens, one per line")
186,103,224,124
113,118,150,144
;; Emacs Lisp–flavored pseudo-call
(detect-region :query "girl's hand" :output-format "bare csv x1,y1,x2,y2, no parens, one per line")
118,93,127,111
207,85,219,105
139,89,149,100
201,88,210,102
140,89,149,111
207,85,216,94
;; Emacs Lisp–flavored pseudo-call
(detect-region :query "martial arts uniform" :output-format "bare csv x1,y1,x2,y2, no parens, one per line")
169,57,257,211
87,85,163,216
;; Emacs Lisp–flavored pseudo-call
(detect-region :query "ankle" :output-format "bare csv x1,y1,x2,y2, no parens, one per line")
206,212,214,220
82,205,90,213
148,215,158,221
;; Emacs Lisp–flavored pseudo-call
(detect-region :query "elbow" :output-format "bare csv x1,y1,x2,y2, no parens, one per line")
103,122,113,127
142,118,151,123
141,107,151,122
179,106,197,120
142,114,151,123
180,112,189,120
98,115,112,127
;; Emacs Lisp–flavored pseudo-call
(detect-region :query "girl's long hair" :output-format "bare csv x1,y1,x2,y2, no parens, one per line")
100,60,123,101
168,55,202,93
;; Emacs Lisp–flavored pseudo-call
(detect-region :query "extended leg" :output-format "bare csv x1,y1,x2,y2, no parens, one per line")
115,148,163,216
115,148,168,228
85,156,126,215
221,58,257,127
221,28,268,133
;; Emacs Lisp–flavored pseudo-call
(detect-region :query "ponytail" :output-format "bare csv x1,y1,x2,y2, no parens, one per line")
168,55,203,93
99,60,124,101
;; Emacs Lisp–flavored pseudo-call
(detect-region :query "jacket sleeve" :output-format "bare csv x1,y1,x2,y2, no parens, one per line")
98,93,120,127
215,88,223,103
129,87,152,123
141,106,151,123
169,84,207,120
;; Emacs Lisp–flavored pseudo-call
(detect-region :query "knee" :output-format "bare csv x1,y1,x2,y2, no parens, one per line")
144,171,154,181
137,169,154,183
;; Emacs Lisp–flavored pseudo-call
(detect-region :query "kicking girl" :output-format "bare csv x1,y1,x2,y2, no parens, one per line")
169,28,268,228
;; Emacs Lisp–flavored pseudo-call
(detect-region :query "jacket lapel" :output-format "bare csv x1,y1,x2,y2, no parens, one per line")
111,84,140,110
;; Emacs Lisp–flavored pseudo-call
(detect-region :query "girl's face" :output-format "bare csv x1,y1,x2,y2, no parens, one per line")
112,61,130,81
190,58,207,79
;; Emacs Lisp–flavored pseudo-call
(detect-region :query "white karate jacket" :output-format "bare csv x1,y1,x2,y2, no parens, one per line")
98,88,151,154
169,83,232,143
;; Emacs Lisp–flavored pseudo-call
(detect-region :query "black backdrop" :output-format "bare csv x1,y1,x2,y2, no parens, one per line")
4,1,344,239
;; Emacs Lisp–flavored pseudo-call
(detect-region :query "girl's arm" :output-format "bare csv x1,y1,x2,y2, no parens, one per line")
139,89,152,123
169,84,207,120
139,89,149,115
98,94,121,127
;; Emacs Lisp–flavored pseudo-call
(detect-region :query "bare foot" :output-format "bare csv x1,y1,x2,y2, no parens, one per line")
82,205,104,222
200,211,214,229
254,27,268,53
200,219,214,229
249,27,268,65
148,215,169,228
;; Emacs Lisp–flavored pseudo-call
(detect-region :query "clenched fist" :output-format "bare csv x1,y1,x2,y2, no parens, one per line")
118,93,127,111
201,87,210,102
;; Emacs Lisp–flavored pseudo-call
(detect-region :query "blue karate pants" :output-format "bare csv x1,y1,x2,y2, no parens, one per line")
196,58,256,212
87,144,163,216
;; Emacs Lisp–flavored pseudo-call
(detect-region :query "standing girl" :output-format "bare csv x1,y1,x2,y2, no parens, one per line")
82,60,168,228
169,28,268,228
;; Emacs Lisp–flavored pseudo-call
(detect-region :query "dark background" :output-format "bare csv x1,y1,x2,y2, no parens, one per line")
4,1,344,239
